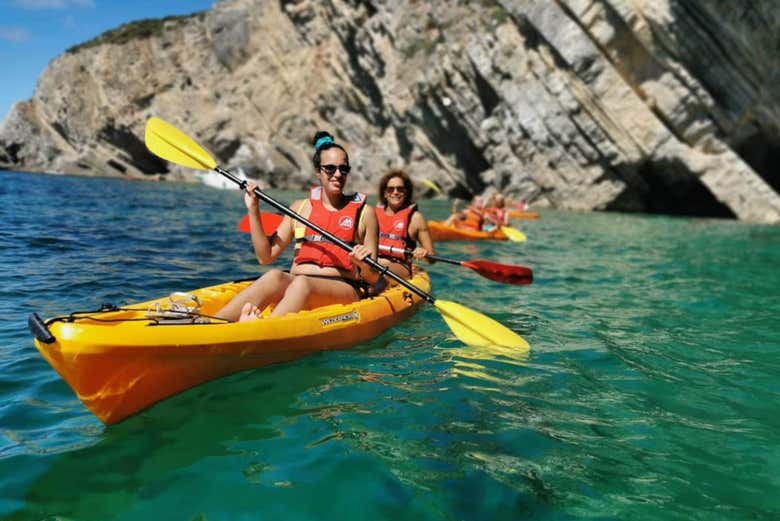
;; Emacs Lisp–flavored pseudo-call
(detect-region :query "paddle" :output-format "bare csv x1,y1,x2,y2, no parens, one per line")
419,178,442,195
238,214,533,284
144,117,529,349
500,225,527,242
378,245,533,285
238,216,532,285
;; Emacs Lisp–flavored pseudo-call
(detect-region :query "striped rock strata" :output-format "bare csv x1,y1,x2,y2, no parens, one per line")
0,0,778,222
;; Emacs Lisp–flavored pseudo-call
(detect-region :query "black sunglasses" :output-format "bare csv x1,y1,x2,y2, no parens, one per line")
320,164,351,176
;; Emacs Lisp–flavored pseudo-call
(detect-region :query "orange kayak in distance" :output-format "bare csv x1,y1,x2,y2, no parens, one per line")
428,220,508,241
29,269,430,425
508,210,540,219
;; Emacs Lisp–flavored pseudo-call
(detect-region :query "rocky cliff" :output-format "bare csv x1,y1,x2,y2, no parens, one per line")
1,0,778,223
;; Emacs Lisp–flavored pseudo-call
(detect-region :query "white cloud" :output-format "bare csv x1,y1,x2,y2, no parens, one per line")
12,0,94,9
0,27,31,42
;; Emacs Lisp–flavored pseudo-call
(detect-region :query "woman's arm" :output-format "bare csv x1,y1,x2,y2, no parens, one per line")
246,186,296,264
409,211,435,260
351,204,380,284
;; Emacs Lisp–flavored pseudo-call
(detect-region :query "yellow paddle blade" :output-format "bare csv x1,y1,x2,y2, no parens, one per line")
420,178,443,195
144,117,217,171
500,226,527,242
434,300,530,350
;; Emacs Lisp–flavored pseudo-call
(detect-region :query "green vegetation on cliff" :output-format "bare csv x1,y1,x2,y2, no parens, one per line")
66,12,205,53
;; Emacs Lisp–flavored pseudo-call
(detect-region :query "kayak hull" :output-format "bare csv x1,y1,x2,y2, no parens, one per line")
508,210,540,219
32,270,430,425
428,220,508,241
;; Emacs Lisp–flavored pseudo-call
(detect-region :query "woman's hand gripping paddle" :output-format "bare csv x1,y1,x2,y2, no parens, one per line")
144,117,529,350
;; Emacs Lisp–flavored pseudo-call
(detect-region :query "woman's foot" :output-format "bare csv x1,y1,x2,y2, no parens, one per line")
238,302,263,322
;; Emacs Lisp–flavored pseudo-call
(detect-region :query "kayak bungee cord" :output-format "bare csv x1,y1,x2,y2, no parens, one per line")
35,305,232,326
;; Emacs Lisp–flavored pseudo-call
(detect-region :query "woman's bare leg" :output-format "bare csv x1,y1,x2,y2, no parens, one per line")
270,275,359,317
215,269,294,321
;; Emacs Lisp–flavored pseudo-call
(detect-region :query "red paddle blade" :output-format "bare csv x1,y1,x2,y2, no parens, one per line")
462,260,533,285
237,212,284,233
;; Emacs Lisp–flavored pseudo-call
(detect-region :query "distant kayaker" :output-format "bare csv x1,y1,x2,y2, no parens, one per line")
215,131,379,322
375,169,435,280
482,193,510,231
444,196,485,231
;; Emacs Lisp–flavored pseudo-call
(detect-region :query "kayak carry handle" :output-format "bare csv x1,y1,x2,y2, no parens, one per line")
28,313,56,344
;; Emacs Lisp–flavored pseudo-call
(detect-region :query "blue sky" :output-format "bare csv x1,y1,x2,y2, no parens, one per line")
0,0,216,122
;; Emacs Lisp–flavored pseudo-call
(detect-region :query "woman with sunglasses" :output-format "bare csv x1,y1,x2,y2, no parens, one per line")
216,131,379,322
375,169,435,281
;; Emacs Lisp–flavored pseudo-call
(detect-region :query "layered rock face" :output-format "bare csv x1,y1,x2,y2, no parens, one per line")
1,0,778,223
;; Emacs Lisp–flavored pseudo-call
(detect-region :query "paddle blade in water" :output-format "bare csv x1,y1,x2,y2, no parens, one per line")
434,300,529,350
238,212,284,233
463,260,533,285
145,117,217,171
500,226,527,242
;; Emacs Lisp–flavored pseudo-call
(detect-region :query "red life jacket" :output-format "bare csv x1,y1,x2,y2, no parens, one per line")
461,206,484,230
376,203,417,260
294,186,366,270
483,207,507,225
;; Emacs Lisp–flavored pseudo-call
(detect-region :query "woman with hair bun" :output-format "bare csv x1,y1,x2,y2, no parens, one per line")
216,131,379,322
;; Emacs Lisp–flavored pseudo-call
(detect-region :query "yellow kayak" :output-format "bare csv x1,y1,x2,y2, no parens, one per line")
29,269,430,425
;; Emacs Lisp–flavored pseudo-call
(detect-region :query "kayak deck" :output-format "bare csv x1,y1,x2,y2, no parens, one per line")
31,270,430,425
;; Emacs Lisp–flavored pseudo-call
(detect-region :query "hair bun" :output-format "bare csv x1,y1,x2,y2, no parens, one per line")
314,135,334,150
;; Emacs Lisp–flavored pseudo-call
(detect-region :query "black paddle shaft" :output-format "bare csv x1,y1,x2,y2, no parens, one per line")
215,167,435,304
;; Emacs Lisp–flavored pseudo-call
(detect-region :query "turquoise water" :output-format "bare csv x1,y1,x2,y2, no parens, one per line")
1,170,779,520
